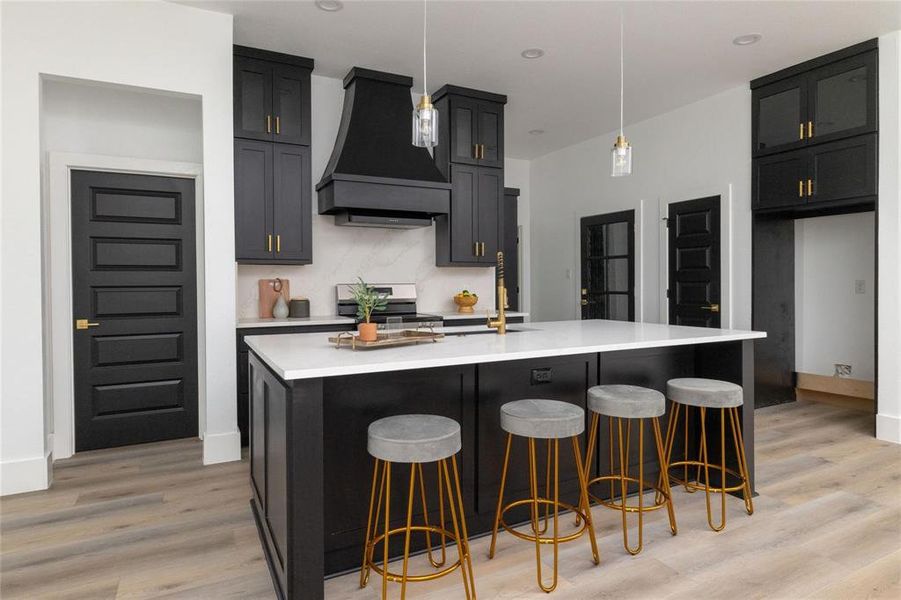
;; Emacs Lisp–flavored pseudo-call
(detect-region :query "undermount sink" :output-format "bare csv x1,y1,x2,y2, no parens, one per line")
447,327,534,336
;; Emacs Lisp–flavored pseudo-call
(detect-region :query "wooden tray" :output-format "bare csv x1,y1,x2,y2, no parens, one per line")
329,329,444,350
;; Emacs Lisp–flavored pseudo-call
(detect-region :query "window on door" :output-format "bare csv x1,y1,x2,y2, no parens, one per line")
580,210,635,321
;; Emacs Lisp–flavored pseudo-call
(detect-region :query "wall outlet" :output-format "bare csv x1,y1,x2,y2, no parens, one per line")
834,363,852,378
855,280,866,294
531,367,553,385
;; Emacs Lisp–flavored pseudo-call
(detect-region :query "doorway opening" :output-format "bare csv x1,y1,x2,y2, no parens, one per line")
580,210,635,321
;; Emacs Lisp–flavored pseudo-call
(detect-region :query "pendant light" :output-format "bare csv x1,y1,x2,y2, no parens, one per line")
611,9,632,177
412,0,438,147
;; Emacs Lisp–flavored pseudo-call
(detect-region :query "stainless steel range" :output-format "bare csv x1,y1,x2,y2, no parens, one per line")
335,283,443,326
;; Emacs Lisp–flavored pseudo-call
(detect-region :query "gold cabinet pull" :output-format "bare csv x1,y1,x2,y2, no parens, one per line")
75,318,100,330
799,180,804,197
799,123,804,140
275,116,280,135
480,242,486,256
473,242,479,256
276,234,281,253
807,120,813,138
473,144,478,159
807,179,813,197
267,234,272,252
266,115,272,134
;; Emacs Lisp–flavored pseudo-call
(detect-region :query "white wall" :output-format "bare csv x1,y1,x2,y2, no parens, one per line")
1,0,237,495
529,85,752,330
795,213,875,381
877,30,901,444
235,75,529,318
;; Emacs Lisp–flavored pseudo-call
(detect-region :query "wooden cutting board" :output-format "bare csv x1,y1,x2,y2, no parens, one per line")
258,278,290,318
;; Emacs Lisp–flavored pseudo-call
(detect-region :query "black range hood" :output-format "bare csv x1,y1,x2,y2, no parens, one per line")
317,68,450,228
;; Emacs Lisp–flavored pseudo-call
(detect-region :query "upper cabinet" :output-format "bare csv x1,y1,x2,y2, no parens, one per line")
234,46,312,146
234,46,314,265
752,42,877,157
433,85,507,266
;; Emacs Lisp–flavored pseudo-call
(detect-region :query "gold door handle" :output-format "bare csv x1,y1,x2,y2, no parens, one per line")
700,304,720,313
807,179,813,197
799,180,804,197
266,115,272,134
75,319,100,330
580,299,588,306
267,234,272,252
275,116,280,134
808,120,813,138
799,123,804,140
276,234,281,253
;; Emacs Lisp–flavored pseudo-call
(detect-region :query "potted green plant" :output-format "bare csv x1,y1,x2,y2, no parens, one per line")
350,277,388,342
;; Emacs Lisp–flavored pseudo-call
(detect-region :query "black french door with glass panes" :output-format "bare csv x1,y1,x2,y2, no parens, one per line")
580,210,635,321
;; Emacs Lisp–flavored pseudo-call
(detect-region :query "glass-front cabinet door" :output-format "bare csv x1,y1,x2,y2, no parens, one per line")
752,74,807,156
808,51,877,145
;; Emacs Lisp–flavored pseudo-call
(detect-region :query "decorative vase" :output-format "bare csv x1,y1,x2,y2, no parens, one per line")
358,322,378,342
273,295,289,319
453,294,479,314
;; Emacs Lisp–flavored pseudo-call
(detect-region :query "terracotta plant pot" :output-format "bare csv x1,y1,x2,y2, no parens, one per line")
453,294,479,314
358,322,378,342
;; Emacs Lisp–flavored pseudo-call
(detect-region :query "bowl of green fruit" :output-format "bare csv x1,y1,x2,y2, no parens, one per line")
453,290,479,313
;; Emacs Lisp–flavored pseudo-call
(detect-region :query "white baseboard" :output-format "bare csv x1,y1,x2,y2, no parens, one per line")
1,451,52,496
202,430,242,465
876,413,901,444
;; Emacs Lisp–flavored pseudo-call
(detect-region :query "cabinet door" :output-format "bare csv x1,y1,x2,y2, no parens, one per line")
235,140,274,261
449,164,479,262
808,50,877,145
450,97,479,165
477,101,504,168
752,75,807,156
809,134,877,205
273,64,311,146
234,56,273,142
753,149,807,210
476,167,503,264
273,144,312,263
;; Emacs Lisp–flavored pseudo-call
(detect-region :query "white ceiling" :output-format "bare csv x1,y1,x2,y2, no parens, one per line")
177,0,901,159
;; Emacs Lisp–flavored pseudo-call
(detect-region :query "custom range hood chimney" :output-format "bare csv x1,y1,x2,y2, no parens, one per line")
317,68,450,228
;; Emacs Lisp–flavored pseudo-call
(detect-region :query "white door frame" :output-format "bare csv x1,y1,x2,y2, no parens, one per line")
657,183,735,329
47,152,203,460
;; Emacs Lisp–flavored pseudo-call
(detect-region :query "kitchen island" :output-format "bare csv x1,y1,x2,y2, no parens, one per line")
245,319,765,600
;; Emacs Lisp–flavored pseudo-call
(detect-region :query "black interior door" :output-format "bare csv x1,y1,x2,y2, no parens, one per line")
668,196,721,328
71,171,198,451
580,210,635,321
501,188,520,311
234,56,273,142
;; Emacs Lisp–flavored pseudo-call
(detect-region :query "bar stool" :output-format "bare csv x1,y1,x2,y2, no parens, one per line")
360,414,476,600
582,385,677,555
488,399,599,593
662,378,754,532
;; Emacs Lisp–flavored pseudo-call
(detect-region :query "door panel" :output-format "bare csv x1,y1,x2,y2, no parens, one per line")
450,97,478,165
809,134,877,204
580,211,635,321
273,64,311,145
808,50,877,144
234,56,273,142
668,196,721,328
71,171,198,451
449,164,478,262
273,144,312,262
753,150,808,210
502,190,520,311
477,102,504,168
476,167,503,263
235,139,275,261
752,75,807,156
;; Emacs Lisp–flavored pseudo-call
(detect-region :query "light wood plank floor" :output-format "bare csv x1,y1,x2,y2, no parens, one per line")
2,398,899,599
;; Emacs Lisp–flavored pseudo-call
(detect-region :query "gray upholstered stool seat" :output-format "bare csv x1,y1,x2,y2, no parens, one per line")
587,385,666,419
367,414,461,463
500,399,585,439
666,378,743,409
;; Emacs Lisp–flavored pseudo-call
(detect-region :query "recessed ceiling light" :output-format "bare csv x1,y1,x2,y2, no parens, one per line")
529,129,545,135
521,48,545,59
732,33,762,46
315,0,343,12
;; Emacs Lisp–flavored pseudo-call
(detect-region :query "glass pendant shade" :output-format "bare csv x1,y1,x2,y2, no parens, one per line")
413,95,438,147
611,135,632,177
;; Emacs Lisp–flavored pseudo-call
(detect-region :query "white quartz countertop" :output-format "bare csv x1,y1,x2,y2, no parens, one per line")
245,319,766,381
237,315,355,329
432,311,529,321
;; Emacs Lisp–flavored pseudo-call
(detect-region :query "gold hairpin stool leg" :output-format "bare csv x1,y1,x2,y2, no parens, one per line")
360,457,476,599
583,414,677,555
663,402,753,532
488,432,599,593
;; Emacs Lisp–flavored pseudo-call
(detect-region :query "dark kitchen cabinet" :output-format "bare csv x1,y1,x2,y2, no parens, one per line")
753,134,877,214
273,144,312,261
234,47,312,146
752,43,876,157
433,85,507,266
235,139,274,261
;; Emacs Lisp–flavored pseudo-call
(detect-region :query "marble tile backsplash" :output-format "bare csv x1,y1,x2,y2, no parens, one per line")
236,214,497,319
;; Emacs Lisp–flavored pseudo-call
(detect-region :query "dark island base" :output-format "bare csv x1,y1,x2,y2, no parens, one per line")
248,339,754,600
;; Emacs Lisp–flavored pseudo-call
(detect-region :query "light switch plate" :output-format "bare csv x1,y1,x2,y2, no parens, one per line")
855,280,866,294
